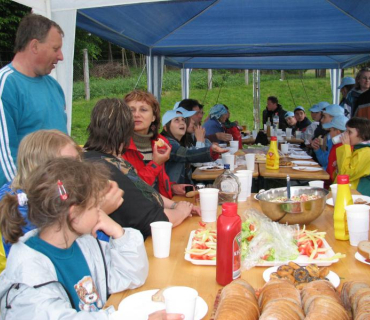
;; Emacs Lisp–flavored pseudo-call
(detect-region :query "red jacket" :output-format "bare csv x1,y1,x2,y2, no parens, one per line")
122,134,173,199
327,143,342,183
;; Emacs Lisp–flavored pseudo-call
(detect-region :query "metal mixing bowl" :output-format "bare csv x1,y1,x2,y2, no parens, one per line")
256,186,329,225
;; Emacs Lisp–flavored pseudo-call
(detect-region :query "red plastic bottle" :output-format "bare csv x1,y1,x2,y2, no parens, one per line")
216,202,242,285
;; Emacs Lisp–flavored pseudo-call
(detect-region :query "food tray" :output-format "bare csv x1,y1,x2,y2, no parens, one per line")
185,230,339,266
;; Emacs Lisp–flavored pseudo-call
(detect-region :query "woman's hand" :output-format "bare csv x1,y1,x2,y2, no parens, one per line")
175,201,193,218
191,206,201,216
92,210,124,239
153,142,171,165
171,184,190,196
100,181,124,215
215,132,233,142
148,310,184,320
341,131,350,145
211,144,229,154
194,125,206,143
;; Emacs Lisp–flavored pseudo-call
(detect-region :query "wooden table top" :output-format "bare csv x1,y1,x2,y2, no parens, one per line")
242,136,304,145
105,193,370,319
259,162,330,180
192,165,259,181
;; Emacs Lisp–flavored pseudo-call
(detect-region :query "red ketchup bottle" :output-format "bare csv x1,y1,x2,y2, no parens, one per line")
216,202,242,285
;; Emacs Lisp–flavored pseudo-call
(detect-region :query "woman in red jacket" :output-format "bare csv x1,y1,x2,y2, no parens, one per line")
123,90,187,198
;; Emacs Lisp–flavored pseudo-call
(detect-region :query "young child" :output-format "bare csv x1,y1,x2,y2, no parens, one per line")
322,115,348,183
294,106,311,132
0,157,148,318
337,117,370,196
161,109,227,184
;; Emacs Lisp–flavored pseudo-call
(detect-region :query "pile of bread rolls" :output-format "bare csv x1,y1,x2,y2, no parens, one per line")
341,281,370,320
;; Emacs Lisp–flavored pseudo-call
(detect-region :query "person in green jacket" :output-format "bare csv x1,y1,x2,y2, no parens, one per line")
336,117,370,196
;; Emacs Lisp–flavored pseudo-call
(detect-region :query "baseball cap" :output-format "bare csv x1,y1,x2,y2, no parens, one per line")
309,104,320,112
294,106,305,112
173,101,180,110
323,104,345,117
162,109,196,126
338,77,355,90
284,111,294,118
322,115,348,131
309,101,329,112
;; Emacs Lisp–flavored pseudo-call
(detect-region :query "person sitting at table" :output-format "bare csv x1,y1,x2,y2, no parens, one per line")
262,96,288,130
337,117,370,196
284,111,297,133
294,106,311,132
123,90,187,198
303,104,323,145
0,157,149,318
161,109,227,184
84,98,200,239
311,104,344,170
312,101,330,141
322,115,349,183
177,98,205,125
0,129,124,270
203,104,233,143
338,77,355,117
347,68,370,117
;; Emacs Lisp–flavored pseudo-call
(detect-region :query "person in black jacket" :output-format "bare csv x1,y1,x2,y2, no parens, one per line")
294,106,311,132
262,96,287,130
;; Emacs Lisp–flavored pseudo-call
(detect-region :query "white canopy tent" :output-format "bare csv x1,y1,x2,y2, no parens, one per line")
12,0,369,132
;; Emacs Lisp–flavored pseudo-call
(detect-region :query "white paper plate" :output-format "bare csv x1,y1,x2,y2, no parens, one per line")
355,252,370,266
289,155,312,160
117,289,208,320
192,162,215,168
326,195,370,206
289,151,307,155
262,266,340,288
198,165,224,171
292,161,319,166
292,166,322,172
185,231,338,267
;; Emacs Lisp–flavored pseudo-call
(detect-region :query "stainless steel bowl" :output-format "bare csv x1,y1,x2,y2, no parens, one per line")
256,186,329,225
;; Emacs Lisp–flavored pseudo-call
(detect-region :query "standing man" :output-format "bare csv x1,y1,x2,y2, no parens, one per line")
262,96,287,130
0,14,67,186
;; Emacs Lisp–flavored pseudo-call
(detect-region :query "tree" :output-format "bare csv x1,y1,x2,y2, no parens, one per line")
0,0,30,65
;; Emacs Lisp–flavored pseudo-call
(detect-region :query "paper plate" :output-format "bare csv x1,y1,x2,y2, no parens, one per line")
199,165,224,171
117,289,208,320
289,155,312,160
355,252,370,266
262,266,340,288
292,161,319,166
292,166,322,172
326,195,370,206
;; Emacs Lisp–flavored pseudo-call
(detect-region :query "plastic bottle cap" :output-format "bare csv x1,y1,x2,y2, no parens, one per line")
224,164,230,170
270,136,277,141
221,202,238,216
337,175,349,184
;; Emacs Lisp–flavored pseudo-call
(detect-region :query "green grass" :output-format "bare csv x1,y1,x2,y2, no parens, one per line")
71,69,349,145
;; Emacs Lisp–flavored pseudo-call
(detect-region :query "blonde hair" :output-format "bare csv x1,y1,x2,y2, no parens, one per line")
13,130,82,189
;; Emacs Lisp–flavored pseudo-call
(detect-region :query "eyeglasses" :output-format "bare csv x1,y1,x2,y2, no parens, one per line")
361,77,370,81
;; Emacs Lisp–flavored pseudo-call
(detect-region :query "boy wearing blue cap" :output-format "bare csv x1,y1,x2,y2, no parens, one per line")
303,104,324,145
284,111,297,133
336,117,370,196
338,77,355,117
294,106,311,132
322,115,348,183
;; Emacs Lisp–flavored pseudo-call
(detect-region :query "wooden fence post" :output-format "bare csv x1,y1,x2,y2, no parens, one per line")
245,70,249,85
208,69,212,90
83,49,90,101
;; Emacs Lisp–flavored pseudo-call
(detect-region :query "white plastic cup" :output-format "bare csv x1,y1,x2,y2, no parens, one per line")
235,170,253,198
150,221,173,258
163,287,198,320
281,144,289,154
198,188,219,222
230,141,239,149
252,130,258,139
245,154,255,171
286,128,292,139
295,131,302,139
223,154,235,171
234,173,248,202
330,184,338,204
277,129,283,136
345,204,370,246
309,180,324,188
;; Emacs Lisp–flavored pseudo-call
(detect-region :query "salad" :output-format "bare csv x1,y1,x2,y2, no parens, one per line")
185,225,216,260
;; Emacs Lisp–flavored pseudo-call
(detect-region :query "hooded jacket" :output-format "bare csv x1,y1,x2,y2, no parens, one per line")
0,228,148,319
336,141,370,196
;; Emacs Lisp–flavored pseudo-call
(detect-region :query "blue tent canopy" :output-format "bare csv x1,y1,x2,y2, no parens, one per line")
76,0,370,69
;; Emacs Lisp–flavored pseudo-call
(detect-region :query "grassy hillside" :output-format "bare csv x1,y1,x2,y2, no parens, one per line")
71,69,348,145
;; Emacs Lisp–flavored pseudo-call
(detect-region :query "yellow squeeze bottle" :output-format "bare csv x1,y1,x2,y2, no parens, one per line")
333,175,353,240
266,136,280,170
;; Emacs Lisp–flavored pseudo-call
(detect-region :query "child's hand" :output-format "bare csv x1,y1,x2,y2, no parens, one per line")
92,211,124,239
211,144,229,154
100,181,124,215
311,138,320,150
341,131,350,145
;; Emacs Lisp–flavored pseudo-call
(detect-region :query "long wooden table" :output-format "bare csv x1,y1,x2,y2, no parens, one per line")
105,193,370,319
192,165,259,181
242,136,304,145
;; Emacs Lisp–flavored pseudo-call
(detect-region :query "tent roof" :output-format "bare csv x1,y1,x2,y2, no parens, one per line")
76,0,370,69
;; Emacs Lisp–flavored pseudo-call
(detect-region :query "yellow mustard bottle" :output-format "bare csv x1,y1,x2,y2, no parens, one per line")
266,136,280,170
334,175,353,240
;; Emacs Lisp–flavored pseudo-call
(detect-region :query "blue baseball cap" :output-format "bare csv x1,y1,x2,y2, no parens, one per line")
323,104,345,117
309,101,329,112
162,109,196,126
338,77,355,90
173,101,180,109
309,104,320,112
294,106,305,113
322,115,348,131
284,111,294,118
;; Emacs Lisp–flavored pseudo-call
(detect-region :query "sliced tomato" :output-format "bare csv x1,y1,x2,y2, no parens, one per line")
198,221,207,228
298,245,306,255
316,238,324,248
249,224,255,231
247,235,254,241
304,243,318,259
